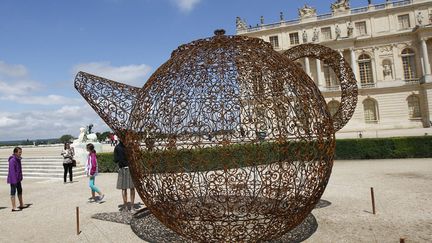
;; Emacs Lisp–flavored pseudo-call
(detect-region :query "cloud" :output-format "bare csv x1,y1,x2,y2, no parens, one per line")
0,105,110,141
0,60,28,78
0,116,20,128
0,60,43,96
0,94,81,105
72,62,152,86
171,0,202,13
0,80,42,96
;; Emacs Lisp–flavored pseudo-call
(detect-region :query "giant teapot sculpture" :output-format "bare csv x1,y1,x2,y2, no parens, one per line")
75,29,357,242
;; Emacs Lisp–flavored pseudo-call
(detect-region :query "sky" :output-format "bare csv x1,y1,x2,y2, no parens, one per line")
0,0,379,141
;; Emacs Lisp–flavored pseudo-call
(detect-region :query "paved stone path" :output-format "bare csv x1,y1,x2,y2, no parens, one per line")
0,157,431,242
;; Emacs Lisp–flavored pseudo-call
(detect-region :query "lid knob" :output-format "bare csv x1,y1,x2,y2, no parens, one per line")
214,29,226,36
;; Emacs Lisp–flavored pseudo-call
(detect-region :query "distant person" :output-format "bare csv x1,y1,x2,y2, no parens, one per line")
61,142,75,183
85,143,104,202
7,147,28,212
113,134,119,146
114,141,135,211
110,133,115,146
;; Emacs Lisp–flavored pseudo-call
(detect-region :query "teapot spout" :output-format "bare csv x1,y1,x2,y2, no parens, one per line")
74,71,141,134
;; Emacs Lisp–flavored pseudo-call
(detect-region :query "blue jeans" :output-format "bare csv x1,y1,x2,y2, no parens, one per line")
89,176,100,193
10,182,22,196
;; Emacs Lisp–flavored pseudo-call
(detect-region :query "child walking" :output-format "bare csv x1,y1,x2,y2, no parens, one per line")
85,143,104,202
7,147,28,211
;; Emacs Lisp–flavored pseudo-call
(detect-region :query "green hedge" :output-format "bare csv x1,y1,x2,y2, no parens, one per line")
97,152,117,172
97,136,432,172
335,136,432,160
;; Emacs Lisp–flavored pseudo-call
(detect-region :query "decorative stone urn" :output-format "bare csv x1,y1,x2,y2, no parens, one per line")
74,29,357,242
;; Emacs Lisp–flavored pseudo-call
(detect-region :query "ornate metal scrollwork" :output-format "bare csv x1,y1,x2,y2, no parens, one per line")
75,29,357,242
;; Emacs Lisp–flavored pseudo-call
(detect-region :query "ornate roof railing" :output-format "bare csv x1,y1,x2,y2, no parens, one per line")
239,0,414,34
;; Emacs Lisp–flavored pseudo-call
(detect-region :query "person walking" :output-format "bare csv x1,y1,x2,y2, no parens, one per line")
109,133,115,146
61,142,75,183
85,143,104,202
113,134,119,146
7,147,27,212
114,141,135,211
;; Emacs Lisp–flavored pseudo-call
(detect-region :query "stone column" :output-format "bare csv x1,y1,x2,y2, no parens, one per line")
371,57,378,86
350,49,358,80
421,38,431,76
392,44,402,80
304,57,311,76
316,59,323,88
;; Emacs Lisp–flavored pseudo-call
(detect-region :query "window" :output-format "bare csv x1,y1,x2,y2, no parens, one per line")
401,48,416,80
328,100,340,116
363,98,378,123
289,32,299,45
407,95,421,118
355,21,367,36
321,27,332,40
323,64,339,88
269,36,279,48
398,14,410,29
358,54,374,87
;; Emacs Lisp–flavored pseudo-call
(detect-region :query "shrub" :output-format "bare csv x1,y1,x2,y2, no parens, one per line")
96,136,432,173
97,152,117,172
334,136,432,160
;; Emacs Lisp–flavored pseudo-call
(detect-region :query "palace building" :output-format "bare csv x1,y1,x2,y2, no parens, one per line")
236,0,432,138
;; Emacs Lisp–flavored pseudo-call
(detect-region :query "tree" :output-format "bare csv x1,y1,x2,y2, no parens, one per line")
59,134,74,144
98,131,112,142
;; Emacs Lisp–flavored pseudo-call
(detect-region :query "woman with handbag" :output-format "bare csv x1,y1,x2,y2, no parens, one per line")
61,142,74,183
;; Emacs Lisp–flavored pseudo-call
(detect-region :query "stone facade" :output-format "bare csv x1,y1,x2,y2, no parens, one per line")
237,0,432,138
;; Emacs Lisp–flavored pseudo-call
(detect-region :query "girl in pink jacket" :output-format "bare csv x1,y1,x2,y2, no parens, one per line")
85,143,104,202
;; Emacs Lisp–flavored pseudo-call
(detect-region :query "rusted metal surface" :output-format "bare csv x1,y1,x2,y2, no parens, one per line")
283,43,358,131
74,71,141,133
75,29,357,242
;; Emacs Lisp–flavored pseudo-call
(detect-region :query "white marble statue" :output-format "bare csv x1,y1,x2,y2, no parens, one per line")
236,17,248,31
71,126,103,165
331,0,350,13
417,12,424,26
347,22,354,37
298,4,317,19
312,28,319,42
302,30,308,43
335,25,341,39
383,63,393,79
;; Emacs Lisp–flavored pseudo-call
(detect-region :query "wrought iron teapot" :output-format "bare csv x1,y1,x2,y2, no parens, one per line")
75,29,357,242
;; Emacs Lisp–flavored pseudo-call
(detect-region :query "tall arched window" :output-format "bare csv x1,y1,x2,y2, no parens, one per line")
363,98,378,123
401,48,416,81
358,54,374,87
407,95,421,118
327,100,340,116
323,64,339,89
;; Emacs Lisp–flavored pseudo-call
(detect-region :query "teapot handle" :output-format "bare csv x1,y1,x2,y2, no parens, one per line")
283,44,358,132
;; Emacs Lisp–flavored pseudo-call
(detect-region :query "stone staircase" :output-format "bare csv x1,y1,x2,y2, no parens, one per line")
0,156,86,180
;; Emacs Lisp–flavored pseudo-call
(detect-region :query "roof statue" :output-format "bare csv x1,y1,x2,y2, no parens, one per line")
298,4,317,19
236,16,248,31
331,0,350,13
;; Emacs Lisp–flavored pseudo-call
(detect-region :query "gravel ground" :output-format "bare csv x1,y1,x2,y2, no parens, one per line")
0,158,431,242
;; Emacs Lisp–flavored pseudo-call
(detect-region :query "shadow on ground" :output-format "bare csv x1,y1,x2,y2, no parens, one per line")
314,199,332,209
92,199,332,242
